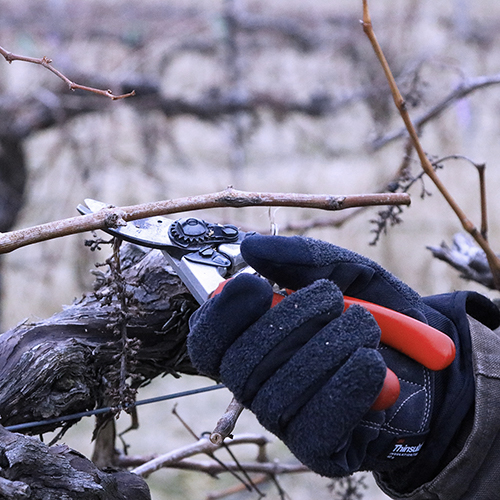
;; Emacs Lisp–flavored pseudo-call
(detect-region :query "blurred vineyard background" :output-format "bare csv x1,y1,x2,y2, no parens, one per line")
2,0,500,498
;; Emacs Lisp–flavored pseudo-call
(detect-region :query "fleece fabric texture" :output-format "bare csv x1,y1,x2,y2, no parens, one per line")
187,235,497,480
240,235,427,321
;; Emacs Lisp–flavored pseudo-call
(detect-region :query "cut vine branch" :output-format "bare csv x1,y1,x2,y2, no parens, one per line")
0,45,135,100
362,0,500,289
210,397,244,445
0,188,410,254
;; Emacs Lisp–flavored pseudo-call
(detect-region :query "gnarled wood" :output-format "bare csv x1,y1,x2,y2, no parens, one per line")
0,426,150,499
0,242,200,498
427,233,496,289
0,243,198,433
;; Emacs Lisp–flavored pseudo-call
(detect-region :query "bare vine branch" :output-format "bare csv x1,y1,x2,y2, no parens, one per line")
131,433,274,477
372,73,500,150
0,188,410,254
362,0,500,289
0,45,135,100
433,155,489,240
477,163,488,240
163,458,308,476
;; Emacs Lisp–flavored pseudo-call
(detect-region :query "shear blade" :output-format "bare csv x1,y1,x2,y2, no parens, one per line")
79,198,176,249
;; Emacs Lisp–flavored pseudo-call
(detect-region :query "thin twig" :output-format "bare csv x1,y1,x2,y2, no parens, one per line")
167,459,308,476
362,0,500,289
210,398,244,445
131,433,269,477
0,45,135,100
477,163,488,240
171,406,255,491
0,188,410,254
221,442,265,497
172,404,199,441
206,474,269,500
372,73,500,150
433,155,489,241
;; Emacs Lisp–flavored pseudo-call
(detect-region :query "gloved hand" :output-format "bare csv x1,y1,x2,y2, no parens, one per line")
187,235,497,479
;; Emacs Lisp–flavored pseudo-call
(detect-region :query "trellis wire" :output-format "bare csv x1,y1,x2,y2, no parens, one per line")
5,384,225,432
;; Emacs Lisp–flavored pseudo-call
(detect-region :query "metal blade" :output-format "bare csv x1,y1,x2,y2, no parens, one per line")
162,250,227,304
78,198,254,305
78,199,177,249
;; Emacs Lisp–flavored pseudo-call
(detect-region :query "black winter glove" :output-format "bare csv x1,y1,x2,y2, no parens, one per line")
187,235,499,480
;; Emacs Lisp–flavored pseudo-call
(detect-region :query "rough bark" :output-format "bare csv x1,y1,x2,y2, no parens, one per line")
0,243,198,433
427,233,496,289
0,242,200,498
0,426,151,500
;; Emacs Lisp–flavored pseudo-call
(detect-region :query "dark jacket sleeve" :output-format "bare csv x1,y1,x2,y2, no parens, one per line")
375,316,500,499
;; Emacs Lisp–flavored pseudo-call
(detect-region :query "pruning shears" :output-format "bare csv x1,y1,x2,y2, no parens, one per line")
78,199,456,411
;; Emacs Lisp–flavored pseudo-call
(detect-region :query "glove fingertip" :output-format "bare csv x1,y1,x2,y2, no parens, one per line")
341,304,381,348
187,274,273,378
241,234,334,289
281,348,386,477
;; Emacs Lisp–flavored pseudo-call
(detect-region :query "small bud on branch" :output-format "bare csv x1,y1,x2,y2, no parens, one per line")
0,45,135,100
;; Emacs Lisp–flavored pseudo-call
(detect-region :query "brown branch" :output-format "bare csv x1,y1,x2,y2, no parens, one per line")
372,73,500,150
0,45,135,100
433,155,489,240
131,433,270,478
166,459,308,476
0,188,411,254
362,0,500,289
477,163,488,240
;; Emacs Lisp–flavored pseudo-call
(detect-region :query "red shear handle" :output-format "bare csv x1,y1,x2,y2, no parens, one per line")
210,282,456,411
342,297,456,371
